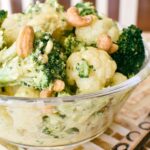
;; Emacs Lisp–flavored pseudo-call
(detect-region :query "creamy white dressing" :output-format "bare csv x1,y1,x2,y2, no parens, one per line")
0,90,130,146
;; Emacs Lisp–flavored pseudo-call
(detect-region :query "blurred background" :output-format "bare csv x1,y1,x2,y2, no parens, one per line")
0,0,150,31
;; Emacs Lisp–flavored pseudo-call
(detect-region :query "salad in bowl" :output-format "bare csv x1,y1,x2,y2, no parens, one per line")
0,0,149,149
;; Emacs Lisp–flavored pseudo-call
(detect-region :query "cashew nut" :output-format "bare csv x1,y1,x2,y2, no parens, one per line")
17,25,34,58
97,34,112,52
38,54,49,64
109,43,118,54
53,80,65,92
66,7,93,27
40,89,53,98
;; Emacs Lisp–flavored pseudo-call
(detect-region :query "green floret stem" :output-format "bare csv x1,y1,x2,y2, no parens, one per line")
0,43,17,64
0,57,21,86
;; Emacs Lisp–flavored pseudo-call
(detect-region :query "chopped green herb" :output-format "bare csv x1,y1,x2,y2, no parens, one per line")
42,127,52,135
76,59,89,78
42,115,49,122
66,127,79,134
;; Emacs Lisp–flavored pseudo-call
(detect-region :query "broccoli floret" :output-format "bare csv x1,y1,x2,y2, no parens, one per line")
111,25,145,77
63,34,85,57
75,2,99,18
0,10,7,25
46,40,66,81
0,32,66,90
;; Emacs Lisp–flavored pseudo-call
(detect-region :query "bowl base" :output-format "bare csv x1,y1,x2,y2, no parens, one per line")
11,125,112,150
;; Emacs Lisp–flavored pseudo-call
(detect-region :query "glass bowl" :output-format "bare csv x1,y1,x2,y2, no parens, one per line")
0,43,150,150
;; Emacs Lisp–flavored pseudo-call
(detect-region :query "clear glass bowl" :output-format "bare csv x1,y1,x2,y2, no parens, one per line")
0,43,150,150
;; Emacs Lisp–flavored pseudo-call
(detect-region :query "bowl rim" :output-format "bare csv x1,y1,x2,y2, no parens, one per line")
0,42,150,103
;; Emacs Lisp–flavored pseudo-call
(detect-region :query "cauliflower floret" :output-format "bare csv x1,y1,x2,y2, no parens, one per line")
14,86,40,98
66,47,117,93
75,17,120,45
0,86,19,96
111,72,127,86
27,2,67,34
2,14,29,45
2,1,67,45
